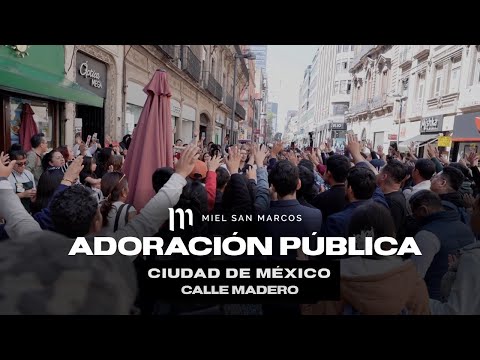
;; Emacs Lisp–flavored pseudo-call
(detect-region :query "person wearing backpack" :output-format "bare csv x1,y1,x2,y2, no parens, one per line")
100,172,136,232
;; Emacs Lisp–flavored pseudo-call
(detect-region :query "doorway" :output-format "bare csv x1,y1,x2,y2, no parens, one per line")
76,105,105,146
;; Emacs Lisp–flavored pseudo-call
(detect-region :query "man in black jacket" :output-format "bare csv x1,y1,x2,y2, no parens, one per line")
376,159,408,241
260,160,323,315
310,155,350,221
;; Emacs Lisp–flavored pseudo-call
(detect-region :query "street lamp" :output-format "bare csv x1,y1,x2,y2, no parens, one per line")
230,51,256,143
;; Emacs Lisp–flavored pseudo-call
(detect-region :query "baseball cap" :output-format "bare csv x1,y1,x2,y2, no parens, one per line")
189,159,207,180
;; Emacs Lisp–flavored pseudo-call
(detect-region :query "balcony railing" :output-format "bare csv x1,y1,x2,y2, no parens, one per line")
158,45,176,59
413,45,430,59
181,46,201,83
225,93,234,110
399,47,412,67
350,100,370,114
235,102,246,119
202,72,223,101
351,45,375,68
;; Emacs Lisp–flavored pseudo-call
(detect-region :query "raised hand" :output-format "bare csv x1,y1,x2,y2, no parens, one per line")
175,144,200,178
1,152,9,166
207,154,223,172
225,146,241,175
467,151,479,167
254,143,268,167
287,150,299,166
346,133,361,157
63,156,84,183
271,141,284,157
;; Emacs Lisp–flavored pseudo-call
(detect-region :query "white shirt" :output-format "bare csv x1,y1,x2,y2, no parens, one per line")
404,180,431,213
7,169,36,193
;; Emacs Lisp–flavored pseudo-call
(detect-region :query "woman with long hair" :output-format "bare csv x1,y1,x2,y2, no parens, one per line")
30,169,64,214
79,156,101,189
95,148,114,179
100,172,136,232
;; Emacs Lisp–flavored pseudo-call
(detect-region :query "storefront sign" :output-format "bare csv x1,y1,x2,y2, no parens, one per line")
438,136,452,147
171,99,181,117
331,122,347,130
388,134,398,140
452,112,480,141
421,115,443,133
76,52,107,98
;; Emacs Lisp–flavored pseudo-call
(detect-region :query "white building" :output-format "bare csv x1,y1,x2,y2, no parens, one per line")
347,45,397,150
347,45,480,160
314,45,354,148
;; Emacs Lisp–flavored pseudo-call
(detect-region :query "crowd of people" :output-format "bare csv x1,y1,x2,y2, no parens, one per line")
0,130,479,315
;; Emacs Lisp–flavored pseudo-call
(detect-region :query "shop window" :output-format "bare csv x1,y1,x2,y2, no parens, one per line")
125,103,143,135
9,97,54,149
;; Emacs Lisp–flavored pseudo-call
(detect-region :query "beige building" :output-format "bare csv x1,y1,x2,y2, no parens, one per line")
124,45,249,146
347,45,480,160
347,45,396,149
63,45,250,147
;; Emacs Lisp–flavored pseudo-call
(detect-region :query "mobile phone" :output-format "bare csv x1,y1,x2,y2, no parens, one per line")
86,135,92,147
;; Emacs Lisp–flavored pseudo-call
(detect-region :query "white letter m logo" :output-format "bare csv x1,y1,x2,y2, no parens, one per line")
169,208,193,231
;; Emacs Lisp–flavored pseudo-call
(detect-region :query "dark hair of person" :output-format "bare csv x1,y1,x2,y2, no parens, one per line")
41,151,53,171
100,172,128,227
297,165,317,203
346,166,377,200
268,160,299,198
112,154,124,172
50,185,99,238
414,158,436,180
56,145,70,163
326,155,350,183
449,162,470,180
298,159,314,173
216,167,230,190
152,167,175,193
30,169,64,214
9,149,27,161
409,190,443,212
382,159,407,184
348,202,396,259
95,148,114,178
440,166,465,192
30,133,45,149
79,157,97,187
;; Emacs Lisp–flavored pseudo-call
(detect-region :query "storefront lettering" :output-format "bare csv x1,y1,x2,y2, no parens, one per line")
421,116,442,133
79,61,102,89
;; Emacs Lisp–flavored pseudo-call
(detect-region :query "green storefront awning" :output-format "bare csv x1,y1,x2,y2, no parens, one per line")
0,57,104,108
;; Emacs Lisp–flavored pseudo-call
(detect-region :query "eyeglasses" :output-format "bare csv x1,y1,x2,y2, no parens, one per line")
16,161,28,167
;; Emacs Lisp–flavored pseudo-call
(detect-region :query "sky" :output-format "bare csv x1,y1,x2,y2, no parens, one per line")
266,45,318,133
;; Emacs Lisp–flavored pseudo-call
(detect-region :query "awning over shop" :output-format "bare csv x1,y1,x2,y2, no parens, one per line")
452,112,480,142
399,134,439,147
0,57,104,108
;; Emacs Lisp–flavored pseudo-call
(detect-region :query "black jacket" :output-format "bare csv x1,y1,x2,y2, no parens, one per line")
310,184,347,221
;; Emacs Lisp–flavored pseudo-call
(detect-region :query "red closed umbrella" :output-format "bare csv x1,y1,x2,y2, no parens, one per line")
19,103,39,152
123,70,174,211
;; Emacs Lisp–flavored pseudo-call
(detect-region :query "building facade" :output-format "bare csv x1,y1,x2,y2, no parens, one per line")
347,44,480,160
313,45,354,149
0,45,110,151
347,45,396,150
